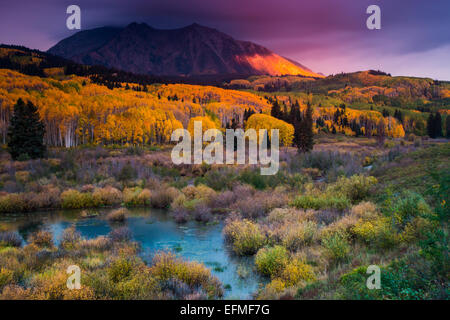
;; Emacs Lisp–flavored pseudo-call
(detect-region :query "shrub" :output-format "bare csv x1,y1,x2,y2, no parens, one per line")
195,168,237,191
223,219,266,255
264,278,286,294
281,259,316,286
107,208,128,222
150,187,179,209
59,227,81,250
385,191,432,227
151,251,223,298
15,171,30,184
29,230,53,248
0,231,23,247
321,231,350,262
118,162,137,181
0,193,27,212
255,246,289,277
92,186,122,206
352,217,398,249
108,227,132,242
281,221,318,251
210,190,236,209
231,190,288,219
123,187,151,206
0,268,14,290
292,195,350,211
108,258,134,283
350,201,378,220
61,189,95,209
28,187,61,209
328,175,378,203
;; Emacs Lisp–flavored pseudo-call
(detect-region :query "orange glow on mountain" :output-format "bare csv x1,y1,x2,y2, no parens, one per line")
235,53,324,78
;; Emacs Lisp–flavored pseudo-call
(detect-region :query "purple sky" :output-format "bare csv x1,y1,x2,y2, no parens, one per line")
1,0,449,79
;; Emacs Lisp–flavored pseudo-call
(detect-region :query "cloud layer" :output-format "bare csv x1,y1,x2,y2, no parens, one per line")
1,0,449,79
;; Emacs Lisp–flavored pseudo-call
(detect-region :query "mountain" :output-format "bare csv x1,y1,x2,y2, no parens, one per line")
48,22,323,78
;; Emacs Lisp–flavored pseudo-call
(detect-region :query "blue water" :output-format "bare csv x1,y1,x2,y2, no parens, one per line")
0,208,264,299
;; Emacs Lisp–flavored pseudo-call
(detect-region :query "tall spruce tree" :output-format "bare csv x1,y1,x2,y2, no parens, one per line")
271,99,281,119
290,101,302,148
446,116,450,138
434,112,443,138
427,113,436,138
427,112,443,138
298,103,314,153
7,99,46,160
376,118,386,145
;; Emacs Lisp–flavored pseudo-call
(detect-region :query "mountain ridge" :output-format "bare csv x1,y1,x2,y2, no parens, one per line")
48,22,323,78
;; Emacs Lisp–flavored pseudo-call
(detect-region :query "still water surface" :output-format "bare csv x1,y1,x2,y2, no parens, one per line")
0,208,265,299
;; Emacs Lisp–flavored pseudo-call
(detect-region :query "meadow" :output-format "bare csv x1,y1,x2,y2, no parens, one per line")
0,134,448,299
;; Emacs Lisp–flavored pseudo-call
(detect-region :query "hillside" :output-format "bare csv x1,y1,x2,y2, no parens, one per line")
48,23,323,78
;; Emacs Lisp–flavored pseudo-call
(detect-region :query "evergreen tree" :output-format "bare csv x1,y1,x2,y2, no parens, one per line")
394,109,403,123
298,103,314,153
446,116,450,138
271,99,281,119
427,113,435,138
291,103,302,148
428,112,443,138
7,99,46,160
376,118,386,145
434,112,443,137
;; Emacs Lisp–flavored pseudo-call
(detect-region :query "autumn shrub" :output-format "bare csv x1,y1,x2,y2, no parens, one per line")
28,267,95,300
60,189,95,209
350,201,378,220
151,251,223,298
108,227,132,243
321,231,350,262
108,257,135,283
93,186,122,206
210,190,236,210
29,231,53,248
384,191,431,228
223,219,266,255
15,170,30,184
59,227,81,250
352,217,398,249
260,278,286,298
0,268,15,290
0,284,32,299
313,209,344,225
150,187,180,209
192,203,213,223
231,190,288,219
194,168,237,191
28,186,61,209
328,175,378,203
107,208,128,222
292,195,350,211
281,221,318,251
266,207,311,224
255,245,289,277
0,231,22,247
0,193,27,212
280,258,316,286
123,187,151,206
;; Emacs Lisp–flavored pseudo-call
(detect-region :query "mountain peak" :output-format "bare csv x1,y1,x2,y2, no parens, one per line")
48,23,323,78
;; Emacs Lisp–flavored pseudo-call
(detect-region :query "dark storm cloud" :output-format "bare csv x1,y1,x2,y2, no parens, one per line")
0,0,449,78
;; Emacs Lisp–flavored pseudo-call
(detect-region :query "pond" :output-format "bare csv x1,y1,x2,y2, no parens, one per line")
0,208,265,299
